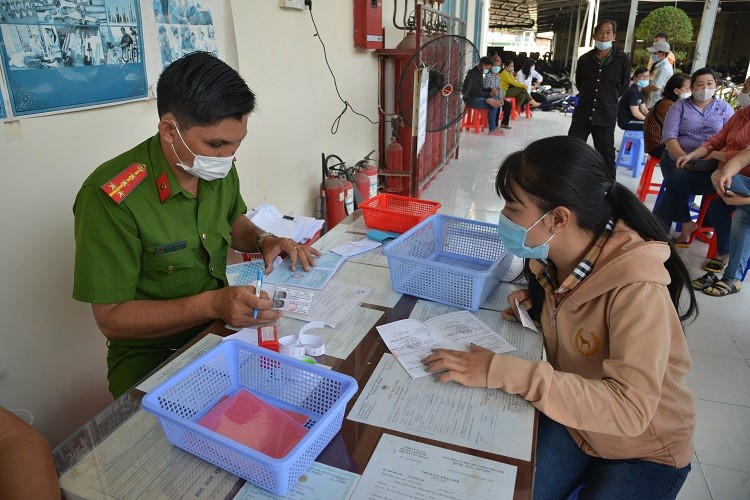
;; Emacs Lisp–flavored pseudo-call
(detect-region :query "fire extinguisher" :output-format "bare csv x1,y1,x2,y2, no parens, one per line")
319,154,347,230
385,136,404,193
354,150,378,201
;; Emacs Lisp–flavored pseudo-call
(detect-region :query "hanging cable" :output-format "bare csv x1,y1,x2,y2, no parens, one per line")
308,8,377,134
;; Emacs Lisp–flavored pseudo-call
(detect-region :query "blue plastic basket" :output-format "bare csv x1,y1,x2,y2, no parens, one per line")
141,340,358,496
382,215,512,311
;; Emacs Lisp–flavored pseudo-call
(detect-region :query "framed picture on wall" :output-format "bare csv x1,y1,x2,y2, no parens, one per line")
0,0,148,117
141,0,239,89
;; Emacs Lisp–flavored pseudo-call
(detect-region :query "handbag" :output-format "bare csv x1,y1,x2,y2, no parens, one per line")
683,158,719,174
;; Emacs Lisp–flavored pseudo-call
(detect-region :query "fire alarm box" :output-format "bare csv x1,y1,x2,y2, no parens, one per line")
353,0,383,49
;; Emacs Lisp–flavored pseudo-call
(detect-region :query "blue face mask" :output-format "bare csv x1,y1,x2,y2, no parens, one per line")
497,211,555,259
482,68,489,75
651,53,660,63
594,40,612,51
636,79,649,88
491,65,501,74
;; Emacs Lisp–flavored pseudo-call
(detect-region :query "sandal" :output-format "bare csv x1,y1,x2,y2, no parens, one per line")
669,237,691,249
692,272,719,290
704,258,726,273
703,278,741,297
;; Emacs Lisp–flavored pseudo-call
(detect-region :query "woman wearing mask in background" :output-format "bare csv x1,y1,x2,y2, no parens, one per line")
617,67,650,131
424,136,696,499
653,68,734,255
499,57,541,111
676,75,750,276
643,73,691,160
515,59,547,105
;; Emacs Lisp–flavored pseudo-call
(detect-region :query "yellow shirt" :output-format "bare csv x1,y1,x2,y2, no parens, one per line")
499,69,526,92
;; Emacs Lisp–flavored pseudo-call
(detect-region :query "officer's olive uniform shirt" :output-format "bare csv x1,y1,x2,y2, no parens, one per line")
73,133,247,393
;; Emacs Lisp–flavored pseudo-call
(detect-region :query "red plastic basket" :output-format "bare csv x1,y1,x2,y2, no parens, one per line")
359,194,441,233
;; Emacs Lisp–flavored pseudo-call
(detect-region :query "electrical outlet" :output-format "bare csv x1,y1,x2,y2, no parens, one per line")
279,0,305,9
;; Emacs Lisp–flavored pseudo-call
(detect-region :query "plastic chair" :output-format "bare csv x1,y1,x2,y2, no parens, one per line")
461,107,488,134
504,97,518,120
688,193,719,259
563,95,578,117
517,101,532,118
636,155,661,202
616,130,646,178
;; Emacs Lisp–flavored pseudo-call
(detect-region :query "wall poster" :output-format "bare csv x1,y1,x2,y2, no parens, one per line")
0,0,148,117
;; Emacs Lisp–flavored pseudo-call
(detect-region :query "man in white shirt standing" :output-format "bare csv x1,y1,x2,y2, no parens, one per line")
644,40,674,109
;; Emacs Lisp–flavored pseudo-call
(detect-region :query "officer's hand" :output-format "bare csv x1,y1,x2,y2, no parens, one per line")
211,286,281,327
260,236,321,273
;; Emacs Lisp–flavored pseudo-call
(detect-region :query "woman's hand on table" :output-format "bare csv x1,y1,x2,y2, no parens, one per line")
422,344,495,387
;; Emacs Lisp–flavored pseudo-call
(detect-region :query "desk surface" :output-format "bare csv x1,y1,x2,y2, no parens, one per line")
53,213,538,500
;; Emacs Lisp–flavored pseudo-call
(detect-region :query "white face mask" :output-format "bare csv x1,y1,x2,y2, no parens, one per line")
679,91,692,99
692,88,716,102
738,91,750,109
170,121,234,181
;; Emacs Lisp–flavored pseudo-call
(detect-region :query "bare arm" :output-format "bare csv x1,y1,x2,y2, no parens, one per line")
0,408,59,500
677,146,708,168
664,139,687,160
630,104,647,121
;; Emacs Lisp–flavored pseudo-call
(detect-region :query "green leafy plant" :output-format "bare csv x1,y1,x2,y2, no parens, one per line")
633,7,693,66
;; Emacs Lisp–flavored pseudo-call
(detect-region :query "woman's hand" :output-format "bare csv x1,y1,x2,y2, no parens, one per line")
712,169,732,196
500,289,531,322
676,153,693,169
422,344,495,387
260,236,321,274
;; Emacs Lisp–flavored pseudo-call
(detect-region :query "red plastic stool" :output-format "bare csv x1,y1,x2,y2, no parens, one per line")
688,193,719,258
519,102,532,118
636,155,662,202
504,97,518,120
461,107,488,134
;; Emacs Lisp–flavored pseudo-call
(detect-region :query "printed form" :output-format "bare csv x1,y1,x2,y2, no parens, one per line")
234,462,359,499
352,434,516,500
313,231,388,267
376,310,516,378
347,354,536,461
334,261,402,308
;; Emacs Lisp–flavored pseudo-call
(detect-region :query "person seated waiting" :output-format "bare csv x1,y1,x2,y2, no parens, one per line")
617,67,649,131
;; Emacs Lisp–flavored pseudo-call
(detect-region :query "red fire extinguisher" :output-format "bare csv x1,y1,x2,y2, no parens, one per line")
320,154,347,230
354,150,378,201
385,136,404,193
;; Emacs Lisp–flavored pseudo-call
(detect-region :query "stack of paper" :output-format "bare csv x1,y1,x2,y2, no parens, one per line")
247,204,324,243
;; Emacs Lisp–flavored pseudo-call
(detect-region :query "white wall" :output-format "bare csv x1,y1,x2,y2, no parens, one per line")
0,0,482,447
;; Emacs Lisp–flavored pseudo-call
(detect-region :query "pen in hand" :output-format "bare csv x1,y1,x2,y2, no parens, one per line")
252,270,263,319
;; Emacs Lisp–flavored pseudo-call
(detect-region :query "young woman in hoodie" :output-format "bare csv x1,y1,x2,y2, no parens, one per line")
424,136,697,499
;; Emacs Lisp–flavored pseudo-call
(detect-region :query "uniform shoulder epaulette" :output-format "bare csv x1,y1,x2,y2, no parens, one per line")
101,163,147,204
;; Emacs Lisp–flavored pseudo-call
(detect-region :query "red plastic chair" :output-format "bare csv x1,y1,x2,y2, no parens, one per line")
504,97,518,120
688,193,719,258
636,155,661,202
461,107,488,134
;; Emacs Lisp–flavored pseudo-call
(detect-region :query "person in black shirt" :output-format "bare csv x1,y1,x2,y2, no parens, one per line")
618,67,649,131
569,19,631,174
462,56,504,136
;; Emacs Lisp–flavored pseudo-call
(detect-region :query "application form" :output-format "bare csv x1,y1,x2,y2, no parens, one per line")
352,434,516,500
347,354,536,461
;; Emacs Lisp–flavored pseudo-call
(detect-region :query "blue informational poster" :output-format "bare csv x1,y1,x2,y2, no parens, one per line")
0,0,148,117
0,84,5,119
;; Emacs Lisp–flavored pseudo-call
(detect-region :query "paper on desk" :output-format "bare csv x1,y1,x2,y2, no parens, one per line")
331,237,381,257
226,260,282,287
410,300,543,363
282,280,372,327
265,252,347,289
479,281,524,312
352,434,516,500
234,461,359,499
515,298,539,333
275,306,383,360
248,204,324,243
136,334,223,393
223,327,258,345
377,310,516,378
347,354,535,461
59,409,242,498
348,215,370,234
334,261,402,308
313,231,389,267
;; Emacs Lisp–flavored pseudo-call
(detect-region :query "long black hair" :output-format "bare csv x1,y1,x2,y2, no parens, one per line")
520,59,536,80
495,136,698,323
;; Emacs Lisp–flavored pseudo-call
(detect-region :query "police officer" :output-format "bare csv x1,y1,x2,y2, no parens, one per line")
73,52,319,397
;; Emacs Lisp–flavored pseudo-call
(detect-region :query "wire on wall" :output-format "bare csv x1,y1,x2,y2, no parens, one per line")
308,8,378,134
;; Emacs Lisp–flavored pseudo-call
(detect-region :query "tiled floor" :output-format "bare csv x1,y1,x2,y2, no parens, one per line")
421,111,750,500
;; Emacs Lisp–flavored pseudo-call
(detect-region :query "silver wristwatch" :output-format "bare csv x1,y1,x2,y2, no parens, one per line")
256,232,276,252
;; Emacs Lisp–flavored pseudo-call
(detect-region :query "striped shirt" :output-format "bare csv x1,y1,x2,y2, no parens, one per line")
534,219,614,298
